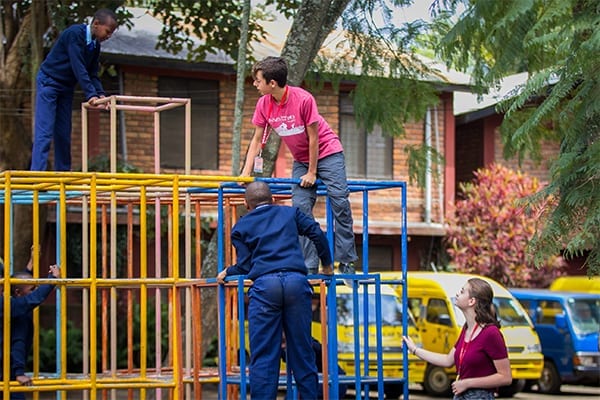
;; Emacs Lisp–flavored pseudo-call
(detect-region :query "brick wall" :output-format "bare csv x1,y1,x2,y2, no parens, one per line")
68,66,446,235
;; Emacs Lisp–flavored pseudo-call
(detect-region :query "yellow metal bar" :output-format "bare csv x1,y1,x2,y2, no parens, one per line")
89,175,98,398
32,188,40,400
2,172,11,400
59,181,68,397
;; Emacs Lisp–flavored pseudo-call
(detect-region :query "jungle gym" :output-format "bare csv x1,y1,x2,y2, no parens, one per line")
1,96,410,399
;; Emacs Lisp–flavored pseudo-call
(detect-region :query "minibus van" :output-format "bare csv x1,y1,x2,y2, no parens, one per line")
381,271,544,397
510,288,600,393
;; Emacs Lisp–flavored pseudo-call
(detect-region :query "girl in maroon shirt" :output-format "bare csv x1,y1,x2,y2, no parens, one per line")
403,278,512,399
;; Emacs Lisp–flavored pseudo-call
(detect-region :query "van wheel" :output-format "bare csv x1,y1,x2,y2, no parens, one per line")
538,360,561,394
497,379,525,397
423,364,452,397
383,383,403,399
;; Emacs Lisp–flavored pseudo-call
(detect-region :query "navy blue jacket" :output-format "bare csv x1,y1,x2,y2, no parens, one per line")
225,205,332,281
0,281,56,380
39,24,104,100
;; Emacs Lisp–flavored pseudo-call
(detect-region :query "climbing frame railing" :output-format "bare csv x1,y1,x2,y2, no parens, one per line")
1,171,251,399
1,172,410,400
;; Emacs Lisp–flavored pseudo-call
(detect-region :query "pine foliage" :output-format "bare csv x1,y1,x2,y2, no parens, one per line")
436,0,600,274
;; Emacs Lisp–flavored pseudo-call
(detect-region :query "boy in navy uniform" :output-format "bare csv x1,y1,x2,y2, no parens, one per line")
31,8,117,171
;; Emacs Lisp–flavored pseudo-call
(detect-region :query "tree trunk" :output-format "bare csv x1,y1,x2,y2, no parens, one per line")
231,0,251,176
0,10,39,269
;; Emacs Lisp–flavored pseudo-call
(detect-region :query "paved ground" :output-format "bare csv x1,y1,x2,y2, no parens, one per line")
23,382,600,399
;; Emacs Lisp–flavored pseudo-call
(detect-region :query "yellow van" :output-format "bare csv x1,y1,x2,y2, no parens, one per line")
380,271,544,397
311,281,426,399
549,276,600,294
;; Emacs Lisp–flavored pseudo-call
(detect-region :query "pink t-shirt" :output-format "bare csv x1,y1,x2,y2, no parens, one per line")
453,324,508,380
251,85,343,163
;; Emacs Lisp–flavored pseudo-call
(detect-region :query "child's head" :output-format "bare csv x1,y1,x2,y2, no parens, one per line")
244,181,273,210
11,271,36,298
252,57,288,88
91,8,118,42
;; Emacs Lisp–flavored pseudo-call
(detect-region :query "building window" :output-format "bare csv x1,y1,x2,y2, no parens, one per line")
339,92,392,179
158,77,219,170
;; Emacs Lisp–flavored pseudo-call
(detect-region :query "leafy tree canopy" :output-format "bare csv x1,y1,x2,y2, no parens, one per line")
433,0,600,275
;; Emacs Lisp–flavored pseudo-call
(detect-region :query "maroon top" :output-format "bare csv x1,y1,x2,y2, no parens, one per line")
453,324,508,379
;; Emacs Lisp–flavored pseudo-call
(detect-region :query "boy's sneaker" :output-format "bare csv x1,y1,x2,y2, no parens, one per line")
338,262,355,275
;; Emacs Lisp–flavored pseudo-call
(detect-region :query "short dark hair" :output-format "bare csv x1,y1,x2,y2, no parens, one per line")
245,181,273,210
93,8,117,26
252,57,288,88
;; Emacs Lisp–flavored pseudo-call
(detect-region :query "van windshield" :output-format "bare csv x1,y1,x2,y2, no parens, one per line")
337,294,416,327
451,296,531,327
567,299,600,335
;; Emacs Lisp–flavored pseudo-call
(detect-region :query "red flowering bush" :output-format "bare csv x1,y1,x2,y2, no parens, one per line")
445,164,565,288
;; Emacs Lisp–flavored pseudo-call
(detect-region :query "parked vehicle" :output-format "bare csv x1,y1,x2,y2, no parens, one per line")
510,288,600,394
549,276,600,294
381,271,544,397
311,282,426,399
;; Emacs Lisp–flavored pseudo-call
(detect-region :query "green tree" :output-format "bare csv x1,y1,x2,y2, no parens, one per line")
446,164,565,288
434,0,600,274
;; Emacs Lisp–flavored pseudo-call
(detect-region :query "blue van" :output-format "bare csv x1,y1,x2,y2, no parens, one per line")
510,289,600,394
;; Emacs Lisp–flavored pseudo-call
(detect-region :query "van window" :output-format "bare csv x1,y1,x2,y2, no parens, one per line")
408,298,422,321
426,298,452,327
336,293,414,327
538,300,563,324
567,299,600,335
494,297,531,326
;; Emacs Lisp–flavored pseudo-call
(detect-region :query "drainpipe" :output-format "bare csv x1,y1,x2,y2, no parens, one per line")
425,108,432,223
434,106,444,223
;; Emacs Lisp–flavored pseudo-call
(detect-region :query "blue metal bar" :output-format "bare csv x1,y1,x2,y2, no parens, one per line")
327,279,339,400
401,182,409,400
238,276,248,399
362,189,369,274
353,279,362,399
374,275,384,397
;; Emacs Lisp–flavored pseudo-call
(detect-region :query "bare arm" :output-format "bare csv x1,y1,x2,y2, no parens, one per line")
240,127,264,176
451,357,512,395
403,335,455,368
299,122,319,187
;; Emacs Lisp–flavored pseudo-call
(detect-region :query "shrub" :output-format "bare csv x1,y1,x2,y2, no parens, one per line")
445,164,565,288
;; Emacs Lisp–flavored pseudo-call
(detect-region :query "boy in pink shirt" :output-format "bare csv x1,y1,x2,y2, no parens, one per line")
241,56,358,274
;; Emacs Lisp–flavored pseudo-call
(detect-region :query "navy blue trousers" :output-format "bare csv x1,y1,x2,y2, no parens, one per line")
31,71,74,171
248,271,317,400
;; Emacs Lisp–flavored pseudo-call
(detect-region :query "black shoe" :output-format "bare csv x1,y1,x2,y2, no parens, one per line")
338,262,355,275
